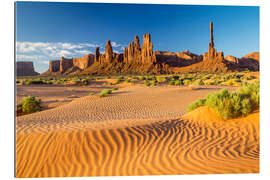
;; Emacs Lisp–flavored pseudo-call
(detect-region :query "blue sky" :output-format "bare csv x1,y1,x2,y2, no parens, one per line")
16,2,259,73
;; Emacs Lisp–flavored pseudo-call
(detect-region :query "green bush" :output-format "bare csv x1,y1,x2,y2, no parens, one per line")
99,89,112,97
25,80,45,85
89,92,94,96
183,79,192,85
138,76,145,80
112,87,118,91
114,79,121,84
156,76,167,83
150,80,157,86
192,79,204,86
125,79,131,83
187,82,260,119
169,80,175,85
19,96,42,113
144,80,151,86
174,80,183,86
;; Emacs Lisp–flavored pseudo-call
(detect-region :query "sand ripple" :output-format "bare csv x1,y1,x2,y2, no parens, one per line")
16,86,259,177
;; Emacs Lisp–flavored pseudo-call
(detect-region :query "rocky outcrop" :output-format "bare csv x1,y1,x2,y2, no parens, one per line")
94,47,100,63
239,52,259,71
60,57,73,73
141,34,156,64
105,40,113,63
73,54,94,70
225,55,239,64
155,50,202,67
16,61,39,76
170,22,228,73
43,22,259,75
49,60,60,72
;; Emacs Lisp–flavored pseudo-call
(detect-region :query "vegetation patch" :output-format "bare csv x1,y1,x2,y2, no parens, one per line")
99,89,112,97
187,82,260,119
17,96,42,114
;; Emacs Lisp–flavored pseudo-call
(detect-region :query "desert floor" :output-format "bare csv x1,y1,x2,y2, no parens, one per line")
16,84,259,177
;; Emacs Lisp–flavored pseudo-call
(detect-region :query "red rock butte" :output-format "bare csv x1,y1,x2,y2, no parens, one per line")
42,22,259,76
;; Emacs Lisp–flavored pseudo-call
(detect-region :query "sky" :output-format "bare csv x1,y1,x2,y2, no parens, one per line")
15,2,259,73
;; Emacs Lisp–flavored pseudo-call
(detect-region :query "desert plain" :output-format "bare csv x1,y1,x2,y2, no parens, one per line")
15,73,259,177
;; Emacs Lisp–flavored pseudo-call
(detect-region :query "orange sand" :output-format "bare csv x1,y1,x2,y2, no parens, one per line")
16,86,259,177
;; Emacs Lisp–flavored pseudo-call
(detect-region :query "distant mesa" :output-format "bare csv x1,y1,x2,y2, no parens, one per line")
42,22,259,75
16,61,39,76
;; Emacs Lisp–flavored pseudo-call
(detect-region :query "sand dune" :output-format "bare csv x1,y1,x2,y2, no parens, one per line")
16,86,259,177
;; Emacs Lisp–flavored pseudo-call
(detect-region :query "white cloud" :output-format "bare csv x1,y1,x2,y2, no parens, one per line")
111,42,121,47
75,49,91,55
39,61,50,65
16,41,126,64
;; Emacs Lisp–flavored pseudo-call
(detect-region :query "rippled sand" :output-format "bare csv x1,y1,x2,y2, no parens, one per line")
16,85,259,177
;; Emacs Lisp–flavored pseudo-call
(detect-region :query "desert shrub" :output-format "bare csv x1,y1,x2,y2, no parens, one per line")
144,80,151,86
183,79,192,85
25,80,45,85
112,87,118,91
156,76,167,83
117,76,124,80
204,79,216,85
174,80,183,86
125,79,131,83
99,89,112,97
169,80,175,85
192,79,204,86
187,98,206,112
172,75,179,80
187,83,260,119
82,79,89,85
150,80,157,86
114,78,121,84
19,96,42,113
138,76,145,80
89,92,94,96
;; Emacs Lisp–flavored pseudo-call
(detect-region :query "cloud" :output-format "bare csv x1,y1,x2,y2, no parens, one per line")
39,61,50,65
16,41,126,66
111,42,121,47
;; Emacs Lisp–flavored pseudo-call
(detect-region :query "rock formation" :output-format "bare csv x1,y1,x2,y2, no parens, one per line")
170,22,228,73
45,54,94,75
60,57,73,73
225,55,239,64
105,40,113,63
94,47,100,63
73,54,94,70
155,50,202,67
239,52,259,71
43,22,259,75
16,61,39,76
141,34,156,64
49,60,60,72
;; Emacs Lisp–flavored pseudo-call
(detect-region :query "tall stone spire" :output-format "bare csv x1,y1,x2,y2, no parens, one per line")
209,22,214,48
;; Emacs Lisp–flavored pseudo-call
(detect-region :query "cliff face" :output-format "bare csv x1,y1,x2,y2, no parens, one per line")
45,54,94,75
73,54,94,70
239,52,259,71
16,61,39,76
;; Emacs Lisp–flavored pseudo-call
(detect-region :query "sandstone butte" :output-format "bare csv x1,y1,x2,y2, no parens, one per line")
38,22,259,76
16,61,39,76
